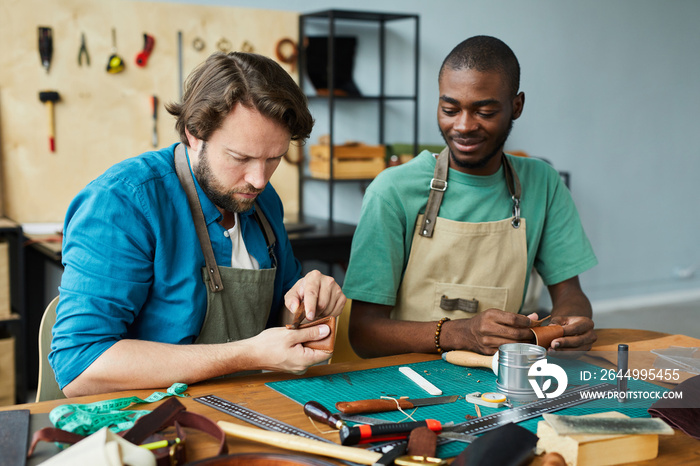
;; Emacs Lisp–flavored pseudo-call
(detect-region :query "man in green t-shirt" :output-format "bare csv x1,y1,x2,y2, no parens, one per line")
343,36,598,357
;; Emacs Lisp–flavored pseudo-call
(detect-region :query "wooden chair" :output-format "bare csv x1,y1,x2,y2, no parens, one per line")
36,296,66,402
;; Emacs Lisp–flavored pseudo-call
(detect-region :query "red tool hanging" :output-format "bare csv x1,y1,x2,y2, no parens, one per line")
135,34,155,67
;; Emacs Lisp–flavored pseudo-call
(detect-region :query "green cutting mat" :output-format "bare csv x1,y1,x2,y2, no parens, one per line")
266,357,668,458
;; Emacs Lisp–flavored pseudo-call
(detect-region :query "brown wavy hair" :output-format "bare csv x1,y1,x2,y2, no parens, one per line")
166,52,313,144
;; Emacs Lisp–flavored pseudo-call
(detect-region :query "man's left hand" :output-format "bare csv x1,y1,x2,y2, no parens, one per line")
285,270,346,322
549,315,597,351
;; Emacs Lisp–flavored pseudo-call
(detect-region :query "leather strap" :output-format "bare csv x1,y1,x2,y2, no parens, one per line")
27,397,228,463
419,147,449,238
440,295,478,313
420,149,522,237
122,397,186,444
252,205,277,268
175,143,225,293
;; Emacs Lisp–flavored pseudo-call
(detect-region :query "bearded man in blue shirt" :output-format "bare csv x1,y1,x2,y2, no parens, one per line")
50,52,345,397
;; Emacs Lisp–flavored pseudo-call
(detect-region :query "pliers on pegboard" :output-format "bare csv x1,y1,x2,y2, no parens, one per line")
78,32,90,66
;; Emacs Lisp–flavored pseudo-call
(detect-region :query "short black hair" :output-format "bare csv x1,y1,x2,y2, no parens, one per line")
439,36,520,96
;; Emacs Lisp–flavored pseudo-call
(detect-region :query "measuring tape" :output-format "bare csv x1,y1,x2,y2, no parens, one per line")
465,392,508,408
452,383,615,435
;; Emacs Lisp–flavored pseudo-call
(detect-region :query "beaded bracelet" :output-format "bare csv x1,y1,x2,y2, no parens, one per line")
434,317,451,354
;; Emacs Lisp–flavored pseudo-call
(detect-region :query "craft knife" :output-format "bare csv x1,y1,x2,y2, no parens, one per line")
336,394,460,414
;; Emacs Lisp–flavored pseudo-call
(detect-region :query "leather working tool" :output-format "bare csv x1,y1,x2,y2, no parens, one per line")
339,419,476,446
38,26,53,73
304,401,345,429
336,395,459,414
304,400,477,446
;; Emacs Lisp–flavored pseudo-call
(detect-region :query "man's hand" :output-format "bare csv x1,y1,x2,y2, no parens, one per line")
285,270,346,322
549,315,596,351
248,325,333,373
441,308,536,355
547,276,596,351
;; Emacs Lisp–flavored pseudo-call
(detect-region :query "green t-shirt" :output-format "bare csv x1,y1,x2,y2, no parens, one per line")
343,150,598,309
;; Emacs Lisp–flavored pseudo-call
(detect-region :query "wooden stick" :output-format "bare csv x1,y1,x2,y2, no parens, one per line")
217,421,382,465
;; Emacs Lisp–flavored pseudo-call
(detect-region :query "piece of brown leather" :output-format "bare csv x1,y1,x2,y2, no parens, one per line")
407,427,437,457
286,302,307,330
531,325,564,349
440,295,478,313
297,316,337,353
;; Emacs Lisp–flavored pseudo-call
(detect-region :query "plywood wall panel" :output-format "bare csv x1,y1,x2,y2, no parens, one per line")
0,0,301,223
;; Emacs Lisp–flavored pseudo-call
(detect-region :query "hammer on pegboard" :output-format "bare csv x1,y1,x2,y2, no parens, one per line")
38,91,60,152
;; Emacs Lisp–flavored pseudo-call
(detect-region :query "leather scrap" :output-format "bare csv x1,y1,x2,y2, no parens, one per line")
648,374,700,439
285,302,337,353
407,426,437,457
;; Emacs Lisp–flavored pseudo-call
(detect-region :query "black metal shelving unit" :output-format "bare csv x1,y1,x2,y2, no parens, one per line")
298,9,419,224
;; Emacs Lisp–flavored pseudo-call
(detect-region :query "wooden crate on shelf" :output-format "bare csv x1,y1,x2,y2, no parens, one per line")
309,143,386,179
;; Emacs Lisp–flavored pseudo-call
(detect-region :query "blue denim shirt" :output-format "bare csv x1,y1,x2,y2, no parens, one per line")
50,143,301,389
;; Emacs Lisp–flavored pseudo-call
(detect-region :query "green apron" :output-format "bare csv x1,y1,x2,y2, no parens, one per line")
174,144,277,344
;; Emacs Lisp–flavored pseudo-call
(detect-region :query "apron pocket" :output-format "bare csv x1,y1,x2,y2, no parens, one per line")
433,282,509,318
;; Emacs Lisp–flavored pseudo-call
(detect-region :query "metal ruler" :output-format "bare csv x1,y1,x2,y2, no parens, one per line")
194,394,332,444
450,383,616,435
361,383,614,454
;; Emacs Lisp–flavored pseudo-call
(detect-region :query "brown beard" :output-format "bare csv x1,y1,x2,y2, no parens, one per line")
193,142,262,213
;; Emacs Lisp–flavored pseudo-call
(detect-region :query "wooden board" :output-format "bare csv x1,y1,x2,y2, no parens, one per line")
0,0,300,223
536,412,659,466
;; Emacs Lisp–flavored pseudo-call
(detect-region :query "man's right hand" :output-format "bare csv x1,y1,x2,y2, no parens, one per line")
441,308,536,355
245,325,333,373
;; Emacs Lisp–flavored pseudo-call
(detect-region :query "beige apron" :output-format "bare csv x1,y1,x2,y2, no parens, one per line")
174,144,277,344
392,147,528,321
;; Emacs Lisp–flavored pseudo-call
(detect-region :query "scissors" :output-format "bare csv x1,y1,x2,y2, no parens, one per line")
78,32,90,66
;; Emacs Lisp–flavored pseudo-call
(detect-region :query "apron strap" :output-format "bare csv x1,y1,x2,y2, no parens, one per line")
174,143,225,293
502,154,522,228
252,204,277,268
419,147,450,238
420,148,523,237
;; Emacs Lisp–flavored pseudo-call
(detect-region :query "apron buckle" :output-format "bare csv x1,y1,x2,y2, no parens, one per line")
511,195,521,229
430,178,447,192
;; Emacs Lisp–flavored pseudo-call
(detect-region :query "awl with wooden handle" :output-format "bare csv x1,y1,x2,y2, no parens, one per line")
336,394,459,414
442,350,498,374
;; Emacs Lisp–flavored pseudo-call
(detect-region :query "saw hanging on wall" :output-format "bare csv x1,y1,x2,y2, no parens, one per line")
106,28,125,73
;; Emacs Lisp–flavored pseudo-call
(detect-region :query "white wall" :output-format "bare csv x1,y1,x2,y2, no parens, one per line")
149,0,700,306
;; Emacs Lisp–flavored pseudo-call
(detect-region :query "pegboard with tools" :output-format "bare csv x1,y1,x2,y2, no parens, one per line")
266,358,669,458
0,0,302,223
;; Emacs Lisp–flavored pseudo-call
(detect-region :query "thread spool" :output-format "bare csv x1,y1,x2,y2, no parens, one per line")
496,343,546,401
